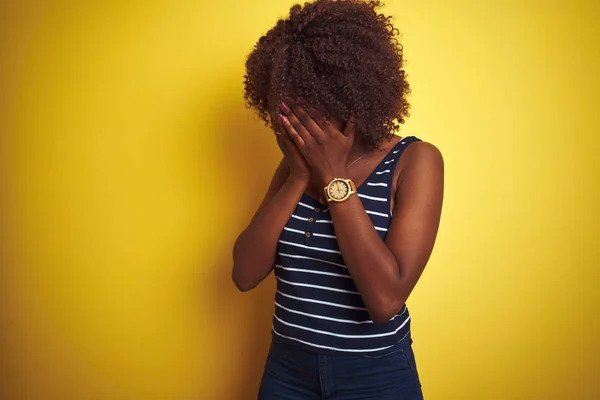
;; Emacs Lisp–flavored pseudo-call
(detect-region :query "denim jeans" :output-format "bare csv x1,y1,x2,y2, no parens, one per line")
258,333,424,399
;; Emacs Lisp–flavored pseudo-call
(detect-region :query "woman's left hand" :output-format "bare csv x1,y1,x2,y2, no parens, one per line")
278,100,356,187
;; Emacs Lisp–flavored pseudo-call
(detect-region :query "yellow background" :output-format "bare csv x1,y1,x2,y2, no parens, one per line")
1,0,598,399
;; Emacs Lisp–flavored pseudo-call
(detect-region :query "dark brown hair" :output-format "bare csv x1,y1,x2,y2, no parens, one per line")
243,0,410,150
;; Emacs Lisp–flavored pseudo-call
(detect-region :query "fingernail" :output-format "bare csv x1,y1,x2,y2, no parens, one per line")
279,114,287,123
280,102,290,113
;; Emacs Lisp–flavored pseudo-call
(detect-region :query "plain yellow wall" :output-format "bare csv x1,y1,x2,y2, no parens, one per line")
1,0,598,399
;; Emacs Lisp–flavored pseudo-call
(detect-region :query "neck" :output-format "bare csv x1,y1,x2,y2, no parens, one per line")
349,142,370,160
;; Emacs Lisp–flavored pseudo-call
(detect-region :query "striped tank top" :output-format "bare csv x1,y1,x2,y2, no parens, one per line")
272,136,422,355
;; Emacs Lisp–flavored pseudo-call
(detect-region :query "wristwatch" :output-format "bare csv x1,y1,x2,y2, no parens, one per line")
323,178,357,203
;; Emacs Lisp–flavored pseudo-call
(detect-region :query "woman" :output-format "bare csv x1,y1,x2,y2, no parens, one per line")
233,0,444,398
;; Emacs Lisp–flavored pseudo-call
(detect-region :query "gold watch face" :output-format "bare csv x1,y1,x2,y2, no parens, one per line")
328,180,350,201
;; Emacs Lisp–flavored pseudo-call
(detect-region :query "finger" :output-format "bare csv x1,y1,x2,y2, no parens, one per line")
280,102,313,143
279,113,306,149
275,130,290,156
302,103,329,133
291,103,326,143
276,130,298,159
301,103,339,137
274,129,284,145
343,112,357,139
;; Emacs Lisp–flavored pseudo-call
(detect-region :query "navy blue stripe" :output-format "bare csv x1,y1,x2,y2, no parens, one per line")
276,253,348,274
276,281,367,308
275,291,371,320
275,266,358,291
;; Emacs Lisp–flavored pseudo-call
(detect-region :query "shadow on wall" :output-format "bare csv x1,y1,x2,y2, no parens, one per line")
204,95,279,399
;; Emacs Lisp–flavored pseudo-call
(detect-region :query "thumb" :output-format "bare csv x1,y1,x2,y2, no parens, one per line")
343,112,356,139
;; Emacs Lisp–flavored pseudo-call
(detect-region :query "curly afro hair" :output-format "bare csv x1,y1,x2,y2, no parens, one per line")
243,0,410,150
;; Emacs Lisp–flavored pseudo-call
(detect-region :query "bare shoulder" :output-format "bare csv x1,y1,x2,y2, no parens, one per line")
395,140,444,191
389,139,444,207
402,140,444,170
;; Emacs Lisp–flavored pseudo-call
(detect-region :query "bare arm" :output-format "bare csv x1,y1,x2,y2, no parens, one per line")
327,142,444,323
231,159,309,292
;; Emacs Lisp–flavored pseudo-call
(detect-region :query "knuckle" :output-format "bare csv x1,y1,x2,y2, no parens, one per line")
291,120,303,131
298,113,310,125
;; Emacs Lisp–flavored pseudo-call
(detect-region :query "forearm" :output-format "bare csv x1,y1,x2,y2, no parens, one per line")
329,195,406,323
232,175,308,291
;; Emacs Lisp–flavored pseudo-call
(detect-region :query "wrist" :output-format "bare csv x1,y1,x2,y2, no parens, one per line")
288,171,310,187
320,168,350,187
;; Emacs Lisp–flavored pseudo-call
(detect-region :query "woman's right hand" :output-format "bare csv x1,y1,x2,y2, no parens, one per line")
275,128,311,182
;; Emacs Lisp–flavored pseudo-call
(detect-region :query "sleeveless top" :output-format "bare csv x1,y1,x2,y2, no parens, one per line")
272,136,422,355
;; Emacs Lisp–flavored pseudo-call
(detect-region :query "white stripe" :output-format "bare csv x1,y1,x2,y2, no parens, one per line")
393,149,401,154
313,232,337,239
367,182,388,187
274,314,411,339
274,265,351,279
374,226,388,232
277,277,360,294
277,290,366,310
279,240,341,254
384,159,395,164
365,209,389,218
291,214,308,221
375,170,391,175
278,252,347,269
298,201,315,210
273,328,410,353
275,302,407,324
358,193,387,202
284,227,305,235
276,302,372,324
